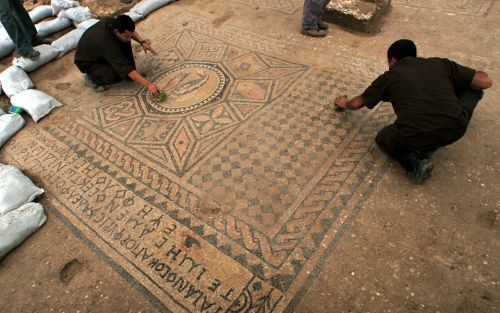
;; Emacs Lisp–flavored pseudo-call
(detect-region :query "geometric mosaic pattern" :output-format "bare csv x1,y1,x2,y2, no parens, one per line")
84,30,306,176
5,12,394,313
393,0,496,16
234,0,303,14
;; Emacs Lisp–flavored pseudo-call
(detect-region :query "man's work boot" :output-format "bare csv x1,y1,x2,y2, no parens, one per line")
84,74,107,93
20,49,40,60
318,20,329,30
301,28,327,37
408,158,434,185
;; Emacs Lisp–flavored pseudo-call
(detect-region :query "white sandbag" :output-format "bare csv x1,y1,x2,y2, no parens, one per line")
0,66,34,97
0,113,25,148
0,202,47,260
12,44,58,72
124,11,144,23
35,17,72,38
51,0,79,15
0,164,44,216
0,26,11,41
0,39,14,59
58,6,93,26
29,5,54,24
76,18,99,30
10,89,63,122
51,28,84,57
0,108,4,115
131,0,176,18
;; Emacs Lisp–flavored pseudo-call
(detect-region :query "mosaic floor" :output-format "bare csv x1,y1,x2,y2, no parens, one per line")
235,0,303,14
393,0,495,16
6,12,396,313
235,0,496,17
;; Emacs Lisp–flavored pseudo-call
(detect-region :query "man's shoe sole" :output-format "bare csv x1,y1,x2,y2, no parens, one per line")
301,29,327,37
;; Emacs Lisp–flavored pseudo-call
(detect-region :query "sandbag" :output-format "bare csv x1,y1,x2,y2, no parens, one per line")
0,113,25,148
29,5,54,24
51,28,84,57
0,164,44,216
10,89,63,122
76,18,99,30
124,11,144,23
131,0,176,18
12,44,59,72
35,17,72,38
0,202,47,260
58,6,93,26
51,0,79,15
0,66,34,97
0,108,4,115
0,37,14,59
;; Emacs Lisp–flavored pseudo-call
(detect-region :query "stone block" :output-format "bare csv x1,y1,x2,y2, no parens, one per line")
323,0,392,34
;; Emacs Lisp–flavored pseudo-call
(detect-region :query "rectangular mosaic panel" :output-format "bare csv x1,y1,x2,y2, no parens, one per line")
3,12,393,313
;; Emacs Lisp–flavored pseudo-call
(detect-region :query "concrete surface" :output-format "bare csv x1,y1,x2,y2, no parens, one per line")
0,0,498,312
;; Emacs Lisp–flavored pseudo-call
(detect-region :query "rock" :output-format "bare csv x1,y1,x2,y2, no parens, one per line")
323,0,392,34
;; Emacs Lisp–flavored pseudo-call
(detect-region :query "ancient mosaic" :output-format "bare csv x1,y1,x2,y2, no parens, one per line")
393,0,495,16
4,12,393,313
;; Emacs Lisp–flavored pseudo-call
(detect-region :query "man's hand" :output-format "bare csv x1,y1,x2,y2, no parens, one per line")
141,41,158,56
148,83,160,96
334,95,348,109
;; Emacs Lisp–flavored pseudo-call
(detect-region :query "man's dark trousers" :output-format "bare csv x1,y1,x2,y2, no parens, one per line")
302,0,330,30
375,88,483,171
76,42,135,85
0,0,37,56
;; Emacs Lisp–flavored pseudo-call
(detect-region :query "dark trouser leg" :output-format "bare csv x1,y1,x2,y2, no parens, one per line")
302,0,330,30
86,62,122,86
0,0,34,56
11,0,38,44
375,123,437,172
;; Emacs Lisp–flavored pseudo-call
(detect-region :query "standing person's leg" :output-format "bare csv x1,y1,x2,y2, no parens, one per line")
0,0,32,57
302,0,327,37
318,0,331,30
10,0,38,45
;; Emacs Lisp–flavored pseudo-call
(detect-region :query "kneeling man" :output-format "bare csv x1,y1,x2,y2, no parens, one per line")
74,14,159,95
334,39,493,184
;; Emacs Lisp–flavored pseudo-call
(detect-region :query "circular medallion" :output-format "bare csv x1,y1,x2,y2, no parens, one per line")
145,63,227,114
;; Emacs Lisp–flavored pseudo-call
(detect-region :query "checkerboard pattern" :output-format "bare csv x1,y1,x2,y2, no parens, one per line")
189,67,372,229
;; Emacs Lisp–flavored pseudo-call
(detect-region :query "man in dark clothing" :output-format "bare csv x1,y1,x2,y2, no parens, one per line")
0,0,50,60
75,15,160,95
334,39,493,184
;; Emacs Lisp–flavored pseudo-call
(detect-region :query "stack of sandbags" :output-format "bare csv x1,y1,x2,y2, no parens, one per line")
0,110,25,148
131,0,177,18
58,5,94,27
0,164,46,260
50,0,79,15
51,28,85,57
0,66,63,123
0,26,15,59
12,44,59,72
28,5,54,23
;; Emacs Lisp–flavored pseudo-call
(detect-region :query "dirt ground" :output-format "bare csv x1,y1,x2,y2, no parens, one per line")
0,1,499,313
